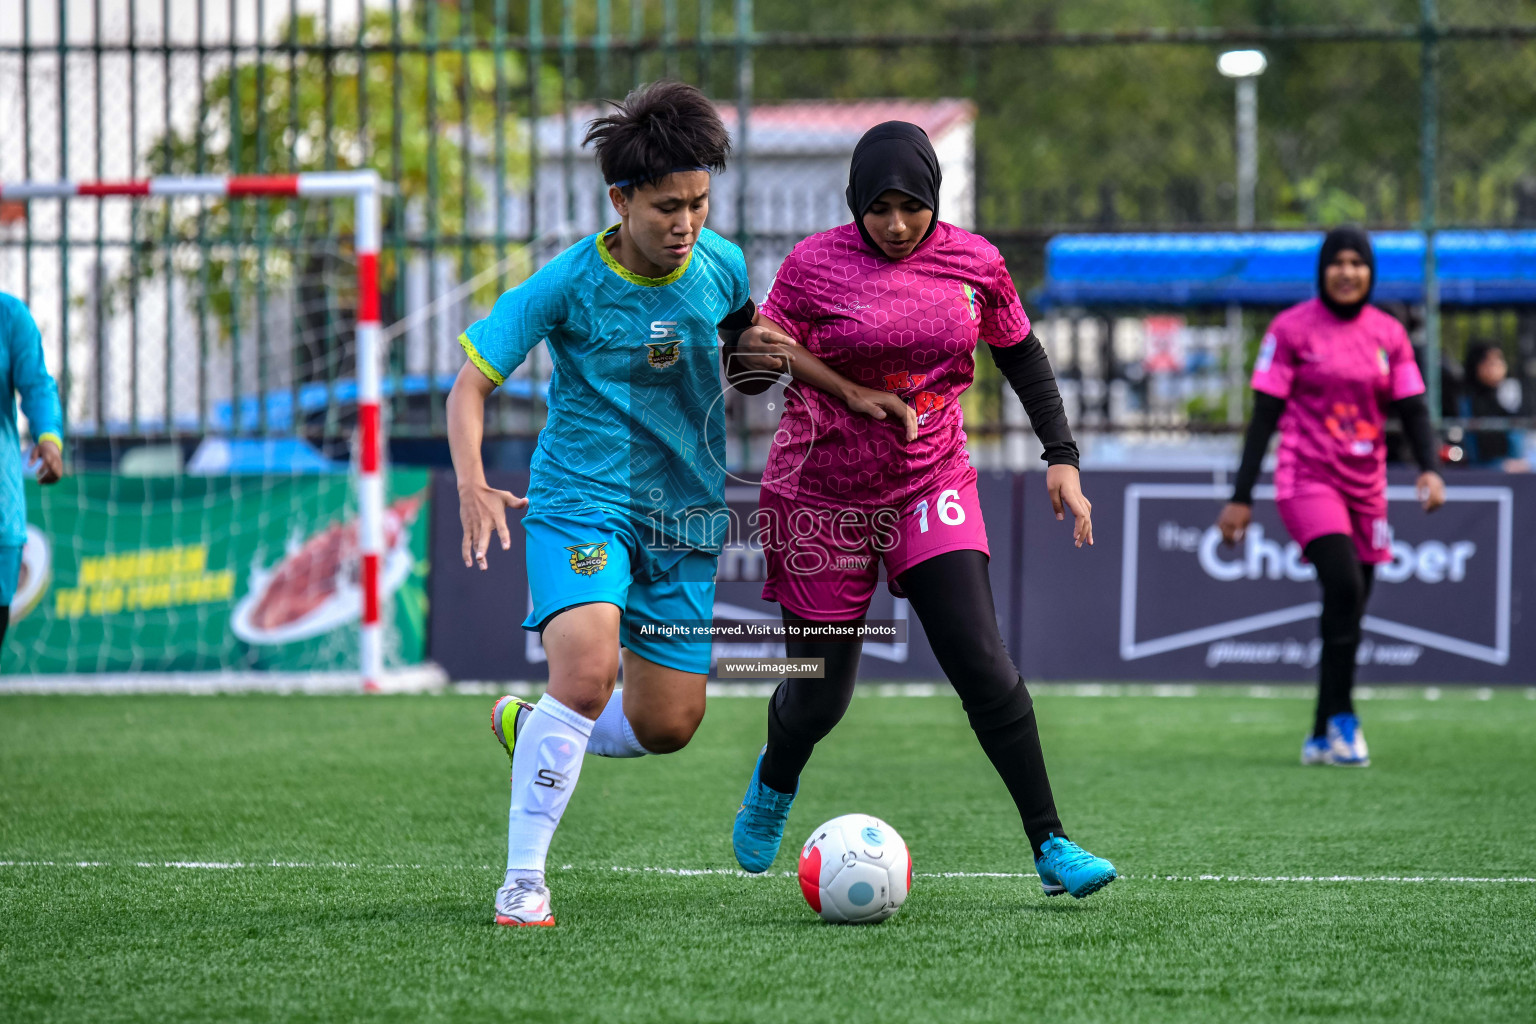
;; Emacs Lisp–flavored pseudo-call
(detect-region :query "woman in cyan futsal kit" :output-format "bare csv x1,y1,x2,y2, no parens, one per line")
454,82,757,926
722,122,1116,898
1217,226,1445,767
1,293,64,655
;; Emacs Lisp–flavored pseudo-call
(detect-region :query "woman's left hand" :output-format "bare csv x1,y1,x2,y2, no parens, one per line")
1047,464,1093,548
1417,471,1446,513
733,325,796,374
843,386,919,442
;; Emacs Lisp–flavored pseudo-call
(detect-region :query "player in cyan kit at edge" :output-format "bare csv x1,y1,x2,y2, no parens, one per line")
1218,226,1445,767
1,292,64,655
447,82,757,926
723,122,1117,898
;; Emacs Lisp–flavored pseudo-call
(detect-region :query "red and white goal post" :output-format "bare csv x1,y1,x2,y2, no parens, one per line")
0,172,389,690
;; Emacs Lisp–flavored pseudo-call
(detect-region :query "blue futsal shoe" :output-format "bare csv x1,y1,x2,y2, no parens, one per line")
1035,835,1117,899
732,747,797,873
1325,712,1370,767
1301,735,1333,766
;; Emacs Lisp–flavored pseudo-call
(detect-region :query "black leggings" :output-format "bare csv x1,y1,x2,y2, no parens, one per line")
0,604,8,650
759,549,1066,856
1304,534,1376,737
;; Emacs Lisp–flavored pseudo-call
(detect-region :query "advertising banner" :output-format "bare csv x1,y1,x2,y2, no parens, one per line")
1019,470,1533,683
3,471,432,674
427,470,1022,682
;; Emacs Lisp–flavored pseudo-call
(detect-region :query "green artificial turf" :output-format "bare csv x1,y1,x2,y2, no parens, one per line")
2,689,1533,1023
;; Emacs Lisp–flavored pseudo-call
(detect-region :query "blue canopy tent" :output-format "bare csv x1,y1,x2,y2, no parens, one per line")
77,372,551,436
1034,231,1536,309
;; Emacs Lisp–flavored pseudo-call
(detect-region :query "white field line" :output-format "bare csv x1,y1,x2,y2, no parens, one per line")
0,666,447,696
2,861,1533,884
454,682,1536,702
4,680,1532,701
1123,874,1536,883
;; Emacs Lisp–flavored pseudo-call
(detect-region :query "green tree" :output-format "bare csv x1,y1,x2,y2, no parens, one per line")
121,8,537,380
748,0,1535,233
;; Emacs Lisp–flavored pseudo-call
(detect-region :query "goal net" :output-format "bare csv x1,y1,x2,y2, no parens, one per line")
0,173,435,691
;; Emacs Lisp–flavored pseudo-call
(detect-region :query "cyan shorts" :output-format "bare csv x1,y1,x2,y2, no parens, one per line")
521,508,717,674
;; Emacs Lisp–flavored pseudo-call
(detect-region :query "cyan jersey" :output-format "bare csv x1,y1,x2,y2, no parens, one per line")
1,293,63,547
459,226,750,552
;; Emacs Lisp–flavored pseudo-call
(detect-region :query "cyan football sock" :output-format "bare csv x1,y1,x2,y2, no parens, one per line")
586,688,649,757
505,694,594,876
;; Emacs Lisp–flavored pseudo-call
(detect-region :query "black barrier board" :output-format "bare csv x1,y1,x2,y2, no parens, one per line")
429,470,1018,681
1020,470,1532,683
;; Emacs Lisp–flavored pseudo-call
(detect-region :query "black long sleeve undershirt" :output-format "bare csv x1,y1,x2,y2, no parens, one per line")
1232,391,1441,506
1390,393,1440,474
1232,391,1286,505
987,333,1080,469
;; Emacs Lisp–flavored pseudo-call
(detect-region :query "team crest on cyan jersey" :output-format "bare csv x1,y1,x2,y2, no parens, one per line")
961,283,980,321
566,542,609,575
645,340,681,369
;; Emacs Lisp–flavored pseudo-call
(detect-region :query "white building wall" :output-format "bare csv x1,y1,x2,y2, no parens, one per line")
483,102,978,298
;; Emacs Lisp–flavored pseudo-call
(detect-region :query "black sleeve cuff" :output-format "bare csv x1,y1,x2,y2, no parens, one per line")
717,298,756,332
1042,442,1080,470
719,299,777,396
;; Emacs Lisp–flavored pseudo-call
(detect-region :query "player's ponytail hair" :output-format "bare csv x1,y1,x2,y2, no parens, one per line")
584,81,730,195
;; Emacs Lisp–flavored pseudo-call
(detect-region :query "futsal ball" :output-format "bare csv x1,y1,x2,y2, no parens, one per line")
797,814,911,924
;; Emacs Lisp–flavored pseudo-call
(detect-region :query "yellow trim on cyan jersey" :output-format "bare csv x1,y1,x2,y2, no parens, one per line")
36,432,62,450
596,224,690,287
458,332,506,386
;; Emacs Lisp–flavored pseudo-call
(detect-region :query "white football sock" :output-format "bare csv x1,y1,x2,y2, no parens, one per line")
505,694,594,876
586,688,649,758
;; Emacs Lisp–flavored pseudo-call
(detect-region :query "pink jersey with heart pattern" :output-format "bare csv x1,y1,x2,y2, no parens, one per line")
1250,298,1425,505
757,221,1030,509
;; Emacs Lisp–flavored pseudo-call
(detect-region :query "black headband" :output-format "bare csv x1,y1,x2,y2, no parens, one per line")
611,165,711,189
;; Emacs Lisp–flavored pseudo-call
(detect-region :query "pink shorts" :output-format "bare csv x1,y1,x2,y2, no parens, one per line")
1276,483,1391,564
758,463,990,621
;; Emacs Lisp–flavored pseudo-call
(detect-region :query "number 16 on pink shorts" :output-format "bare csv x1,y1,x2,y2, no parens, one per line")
886,466,992,579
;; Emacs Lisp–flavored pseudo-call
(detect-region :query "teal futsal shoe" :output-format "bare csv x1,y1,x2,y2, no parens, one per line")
1035,835,1117,899
1301,735,1333,765
1325,712,1370,767
491,695,537,772
732,747,797,873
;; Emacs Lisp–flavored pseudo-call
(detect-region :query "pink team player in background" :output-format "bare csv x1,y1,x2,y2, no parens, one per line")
1218,226,1445,768
722,121,1116,899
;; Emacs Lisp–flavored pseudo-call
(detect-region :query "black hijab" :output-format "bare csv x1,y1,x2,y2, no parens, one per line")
1462,342,1504,413
845,121,942,258
1316,225,1375,320
1461,340,1517,459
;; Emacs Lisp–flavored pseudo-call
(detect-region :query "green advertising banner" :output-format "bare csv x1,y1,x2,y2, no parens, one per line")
2,470,431,674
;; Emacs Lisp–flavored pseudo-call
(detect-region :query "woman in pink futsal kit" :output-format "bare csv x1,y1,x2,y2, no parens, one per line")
1217,226,1445,767
721,121,1116,899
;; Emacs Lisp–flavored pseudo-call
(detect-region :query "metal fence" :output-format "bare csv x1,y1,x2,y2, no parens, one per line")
2,2,1534,462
